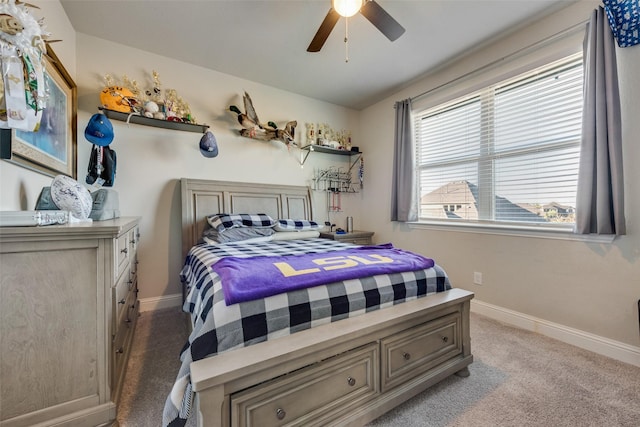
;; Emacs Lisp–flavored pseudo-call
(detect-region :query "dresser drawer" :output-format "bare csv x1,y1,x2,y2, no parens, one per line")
340,237,371,245
381,312,462,391
112,311,133,398
319,231,374,246
116,232,130,277
113,264,131,336
231,343,379,427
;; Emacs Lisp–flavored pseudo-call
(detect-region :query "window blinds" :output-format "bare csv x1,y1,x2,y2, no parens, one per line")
415,55,583,225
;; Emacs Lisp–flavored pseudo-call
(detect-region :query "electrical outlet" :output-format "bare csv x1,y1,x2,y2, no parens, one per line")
473,272,483,285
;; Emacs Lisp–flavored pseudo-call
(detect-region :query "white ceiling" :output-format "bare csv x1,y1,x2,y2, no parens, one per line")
60,0,572,110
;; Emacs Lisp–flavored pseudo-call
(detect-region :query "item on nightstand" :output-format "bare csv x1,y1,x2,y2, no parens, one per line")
347,216,353,232
89,188,120,221
0,210,69,226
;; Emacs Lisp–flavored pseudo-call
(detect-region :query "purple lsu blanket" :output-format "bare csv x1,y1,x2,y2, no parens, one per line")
211,243,435,305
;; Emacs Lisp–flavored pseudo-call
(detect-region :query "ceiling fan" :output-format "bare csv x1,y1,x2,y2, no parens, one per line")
307,0,405,53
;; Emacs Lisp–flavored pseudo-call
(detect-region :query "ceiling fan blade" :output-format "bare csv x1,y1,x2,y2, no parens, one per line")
307,8,340,52
360,0,405,42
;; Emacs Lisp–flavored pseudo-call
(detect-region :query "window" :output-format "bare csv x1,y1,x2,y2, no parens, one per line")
415,54,583,228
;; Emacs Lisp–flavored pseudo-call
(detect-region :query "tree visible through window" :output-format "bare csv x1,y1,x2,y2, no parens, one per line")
415,54,583,226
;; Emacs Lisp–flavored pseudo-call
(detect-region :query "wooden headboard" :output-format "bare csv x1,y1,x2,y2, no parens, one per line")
180,178,313,257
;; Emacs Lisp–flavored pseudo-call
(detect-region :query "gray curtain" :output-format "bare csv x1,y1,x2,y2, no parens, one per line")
575,7,626,235
391,98,417,222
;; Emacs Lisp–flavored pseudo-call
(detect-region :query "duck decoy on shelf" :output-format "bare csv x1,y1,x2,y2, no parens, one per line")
229,91,266,137
229,91,297,146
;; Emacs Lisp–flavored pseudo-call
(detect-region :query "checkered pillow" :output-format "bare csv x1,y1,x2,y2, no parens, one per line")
274,219,322,232
207,213,276,232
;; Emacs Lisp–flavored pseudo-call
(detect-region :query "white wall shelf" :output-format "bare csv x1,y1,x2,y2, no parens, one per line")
299,144,362,167
99,107,209,133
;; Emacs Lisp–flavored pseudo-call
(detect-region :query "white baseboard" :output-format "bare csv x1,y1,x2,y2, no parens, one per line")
471,299,640,368
139,293,182,312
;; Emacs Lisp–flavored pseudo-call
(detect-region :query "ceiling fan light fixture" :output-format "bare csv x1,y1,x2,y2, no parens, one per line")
333,0,363,17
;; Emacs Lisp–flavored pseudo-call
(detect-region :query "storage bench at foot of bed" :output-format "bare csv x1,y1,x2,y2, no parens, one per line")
190,288,473,427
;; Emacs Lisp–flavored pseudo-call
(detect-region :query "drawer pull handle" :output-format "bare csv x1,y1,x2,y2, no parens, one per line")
442,336,449,343
347,376,356,386
275,408,286,420
115,347,124,354
121,248,128,254
118,298,126,304
402,352,411,361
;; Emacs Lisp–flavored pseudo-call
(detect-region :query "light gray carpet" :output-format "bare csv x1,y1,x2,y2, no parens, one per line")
117,309,640,426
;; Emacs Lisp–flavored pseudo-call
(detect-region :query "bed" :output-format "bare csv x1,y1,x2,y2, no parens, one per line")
164,178,473,427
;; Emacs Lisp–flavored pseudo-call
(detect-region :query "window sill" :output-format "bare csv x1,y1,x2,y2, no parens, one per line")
406,220,616,243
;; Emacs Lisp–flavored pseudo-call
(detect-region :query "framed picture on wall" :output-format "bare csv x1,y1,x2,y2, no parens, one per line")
0,47,77,179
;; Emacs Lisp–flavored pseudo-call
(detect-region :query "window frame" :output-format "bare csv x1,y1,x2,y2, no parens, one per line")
410,52,597,241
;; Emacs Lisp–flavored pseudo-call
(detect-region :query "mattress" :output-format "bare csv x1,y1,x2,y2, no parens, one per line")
163,238,451,426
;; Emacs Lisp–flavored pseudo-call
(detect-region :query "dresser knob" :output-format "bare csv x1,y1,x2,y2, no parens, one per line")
120,248,128,254
402,352,411,361
275,408,286,420
115,347,124,354
442,336,449,343
347,376,356,386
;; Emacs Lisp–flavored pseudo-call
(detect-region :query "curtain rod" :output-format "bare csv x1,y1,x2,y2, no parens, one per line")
407,19,589,104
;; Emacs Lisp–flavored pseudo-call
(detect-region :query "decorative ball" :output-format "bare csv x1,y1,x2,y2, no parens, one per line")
50,175,93,220
144,101,159,114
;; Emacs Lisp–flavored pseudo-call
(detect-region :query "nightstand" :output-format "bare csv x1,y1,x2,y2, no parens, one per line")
320,230,374,245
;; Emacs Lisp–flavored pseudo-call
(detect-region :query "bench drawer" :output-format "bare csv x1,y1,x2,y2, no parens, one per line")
231,343,379,427
381,312,462,391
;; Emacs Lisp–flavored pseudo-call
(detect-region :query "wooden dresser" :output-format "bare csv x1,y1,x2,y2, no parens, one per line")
0,217,140,427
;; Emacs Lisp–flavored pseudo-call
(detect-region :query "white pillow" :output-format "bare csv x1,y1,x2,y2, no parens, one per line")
50,175,92,220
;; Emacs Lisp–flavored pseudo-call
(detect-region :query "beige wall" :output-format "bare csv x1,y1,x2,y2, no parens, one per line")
359,0,640,349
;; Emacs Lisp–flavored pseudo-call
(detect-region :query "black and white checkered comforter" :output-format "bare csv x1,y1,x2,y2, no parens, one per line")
163,238,451,426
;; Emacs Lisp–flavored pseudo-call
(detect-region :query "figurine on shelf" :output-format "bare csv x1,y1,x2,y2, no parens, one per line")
229,92,264,138
306,122,315,146
229,91,297,146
